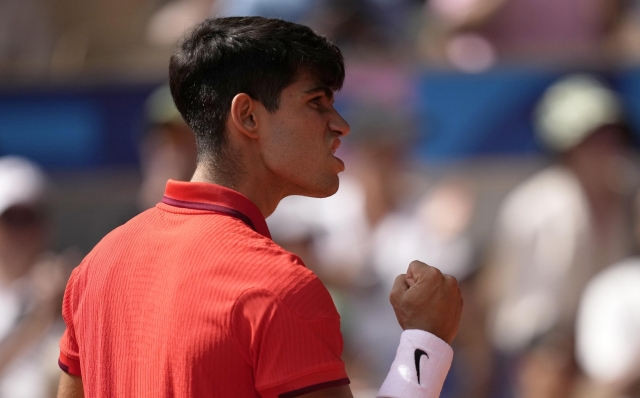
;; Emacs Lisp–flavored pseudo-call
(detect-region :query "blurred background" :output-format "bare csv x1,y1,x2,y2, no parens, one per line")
3,0,640,397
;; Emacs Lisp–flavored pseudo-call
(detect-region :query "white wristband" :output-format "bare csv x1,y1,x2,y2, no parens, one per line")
377,329,453,398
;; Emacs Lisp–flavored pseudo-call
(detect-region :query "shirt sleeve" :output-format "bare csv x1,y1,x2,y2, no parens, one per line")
59,267,82,376
231,277,349,398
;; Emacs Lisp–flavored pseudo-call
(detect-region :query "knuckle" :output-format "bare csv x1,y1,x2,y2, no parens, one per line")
424,265,441,279
410,260,433,273
444,274,458,288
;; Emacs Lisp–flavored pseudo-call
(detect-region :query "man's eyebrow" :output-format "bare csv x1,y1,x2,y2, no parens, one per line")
304,86,334,100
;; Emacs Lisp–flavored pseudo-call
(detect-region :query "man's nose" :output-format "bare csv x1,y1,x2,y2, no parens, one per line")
329,111,350,137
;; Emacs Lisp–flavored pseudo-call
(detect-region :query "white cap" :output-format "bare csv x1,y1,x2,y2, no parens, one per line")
0,156,48,216
535,74,623,152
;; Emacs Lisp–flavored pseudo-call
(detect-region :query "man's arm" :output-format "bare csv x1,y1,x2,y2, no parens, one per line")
367,261,460,398
57,372,84,398
309,261,462,398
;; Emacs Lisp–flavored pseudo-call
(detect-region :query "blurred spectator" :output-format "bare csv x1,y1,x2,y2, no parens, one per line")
576,259,640,398
0,156,71,398
138,84,197,210
420,0,627,70
482,74,638,397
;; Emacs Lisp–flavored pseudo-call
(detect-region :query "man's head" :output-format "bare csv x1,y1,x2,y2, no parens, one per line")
169,17,346,183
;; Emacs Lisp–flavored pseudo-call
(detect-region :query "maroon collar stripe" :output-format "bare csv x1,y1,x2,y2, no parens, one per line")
161,196,257,232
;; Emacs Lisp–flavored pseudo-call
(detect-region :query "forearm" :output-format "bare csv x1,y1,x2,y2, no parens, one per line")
57,372,84,398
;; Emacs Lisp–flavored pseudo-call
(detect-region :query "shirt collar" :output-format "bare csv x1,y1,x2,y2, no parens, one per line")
162,180,271,239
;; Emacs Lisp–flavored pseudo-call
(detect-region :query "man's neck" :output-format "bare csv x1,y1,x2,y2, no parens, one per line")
190,164,284,219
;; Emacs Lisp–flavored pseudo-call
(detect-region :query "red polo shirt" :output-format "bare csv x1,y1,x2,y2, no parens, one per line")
59,180,349,397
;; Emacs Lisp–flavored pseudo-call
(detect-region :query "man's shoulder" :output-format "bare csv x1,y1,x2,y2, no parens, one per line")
240,242,315,288
232,244,338,320
93,204,260,253
92,206,163,245
235,271,339,322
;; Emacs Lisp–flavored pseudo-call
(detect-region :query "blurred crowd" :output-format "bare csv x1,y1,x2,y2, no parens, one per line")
6,0,640,80
3,1,640,398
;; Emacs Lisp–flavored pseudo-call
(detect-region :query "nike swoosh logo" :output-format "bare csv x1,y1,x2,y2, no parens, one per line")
414,349,429,385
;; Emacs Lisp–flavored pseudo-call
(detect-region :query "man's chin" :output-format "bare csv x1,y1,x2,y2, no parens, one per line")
296,177,340,198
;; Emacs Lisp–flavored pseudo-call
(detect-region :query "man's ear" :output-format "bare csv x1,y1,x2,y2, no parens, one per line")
230,93,259,139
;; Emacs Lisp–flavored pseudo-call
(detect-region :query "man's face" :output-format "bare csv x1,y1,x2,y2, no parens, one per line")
257,72,350,198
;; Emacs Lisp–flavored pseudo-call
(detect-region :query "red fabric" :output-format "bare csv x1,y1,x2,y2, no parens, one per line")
59,180,348,397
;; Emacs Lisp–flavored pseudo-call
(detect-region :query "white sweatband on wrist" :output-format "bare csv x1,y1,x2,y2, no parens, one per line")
377,329,454,398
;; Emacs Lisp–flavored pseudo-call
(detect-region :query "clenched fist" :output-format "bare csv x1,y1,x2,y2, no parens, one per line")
390,260,463,344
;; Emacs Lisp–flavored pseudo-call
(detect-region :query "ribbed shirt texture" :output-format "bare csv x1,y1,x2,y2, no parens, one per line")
58,180,348,397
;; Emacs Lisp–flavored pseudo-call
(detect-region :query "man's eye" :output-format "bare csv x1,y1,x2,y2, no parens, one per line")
310,96,323,105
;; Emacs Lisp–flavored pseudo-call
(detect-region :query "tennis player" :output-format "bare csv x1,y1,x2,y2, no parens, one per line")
57,16,462,398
